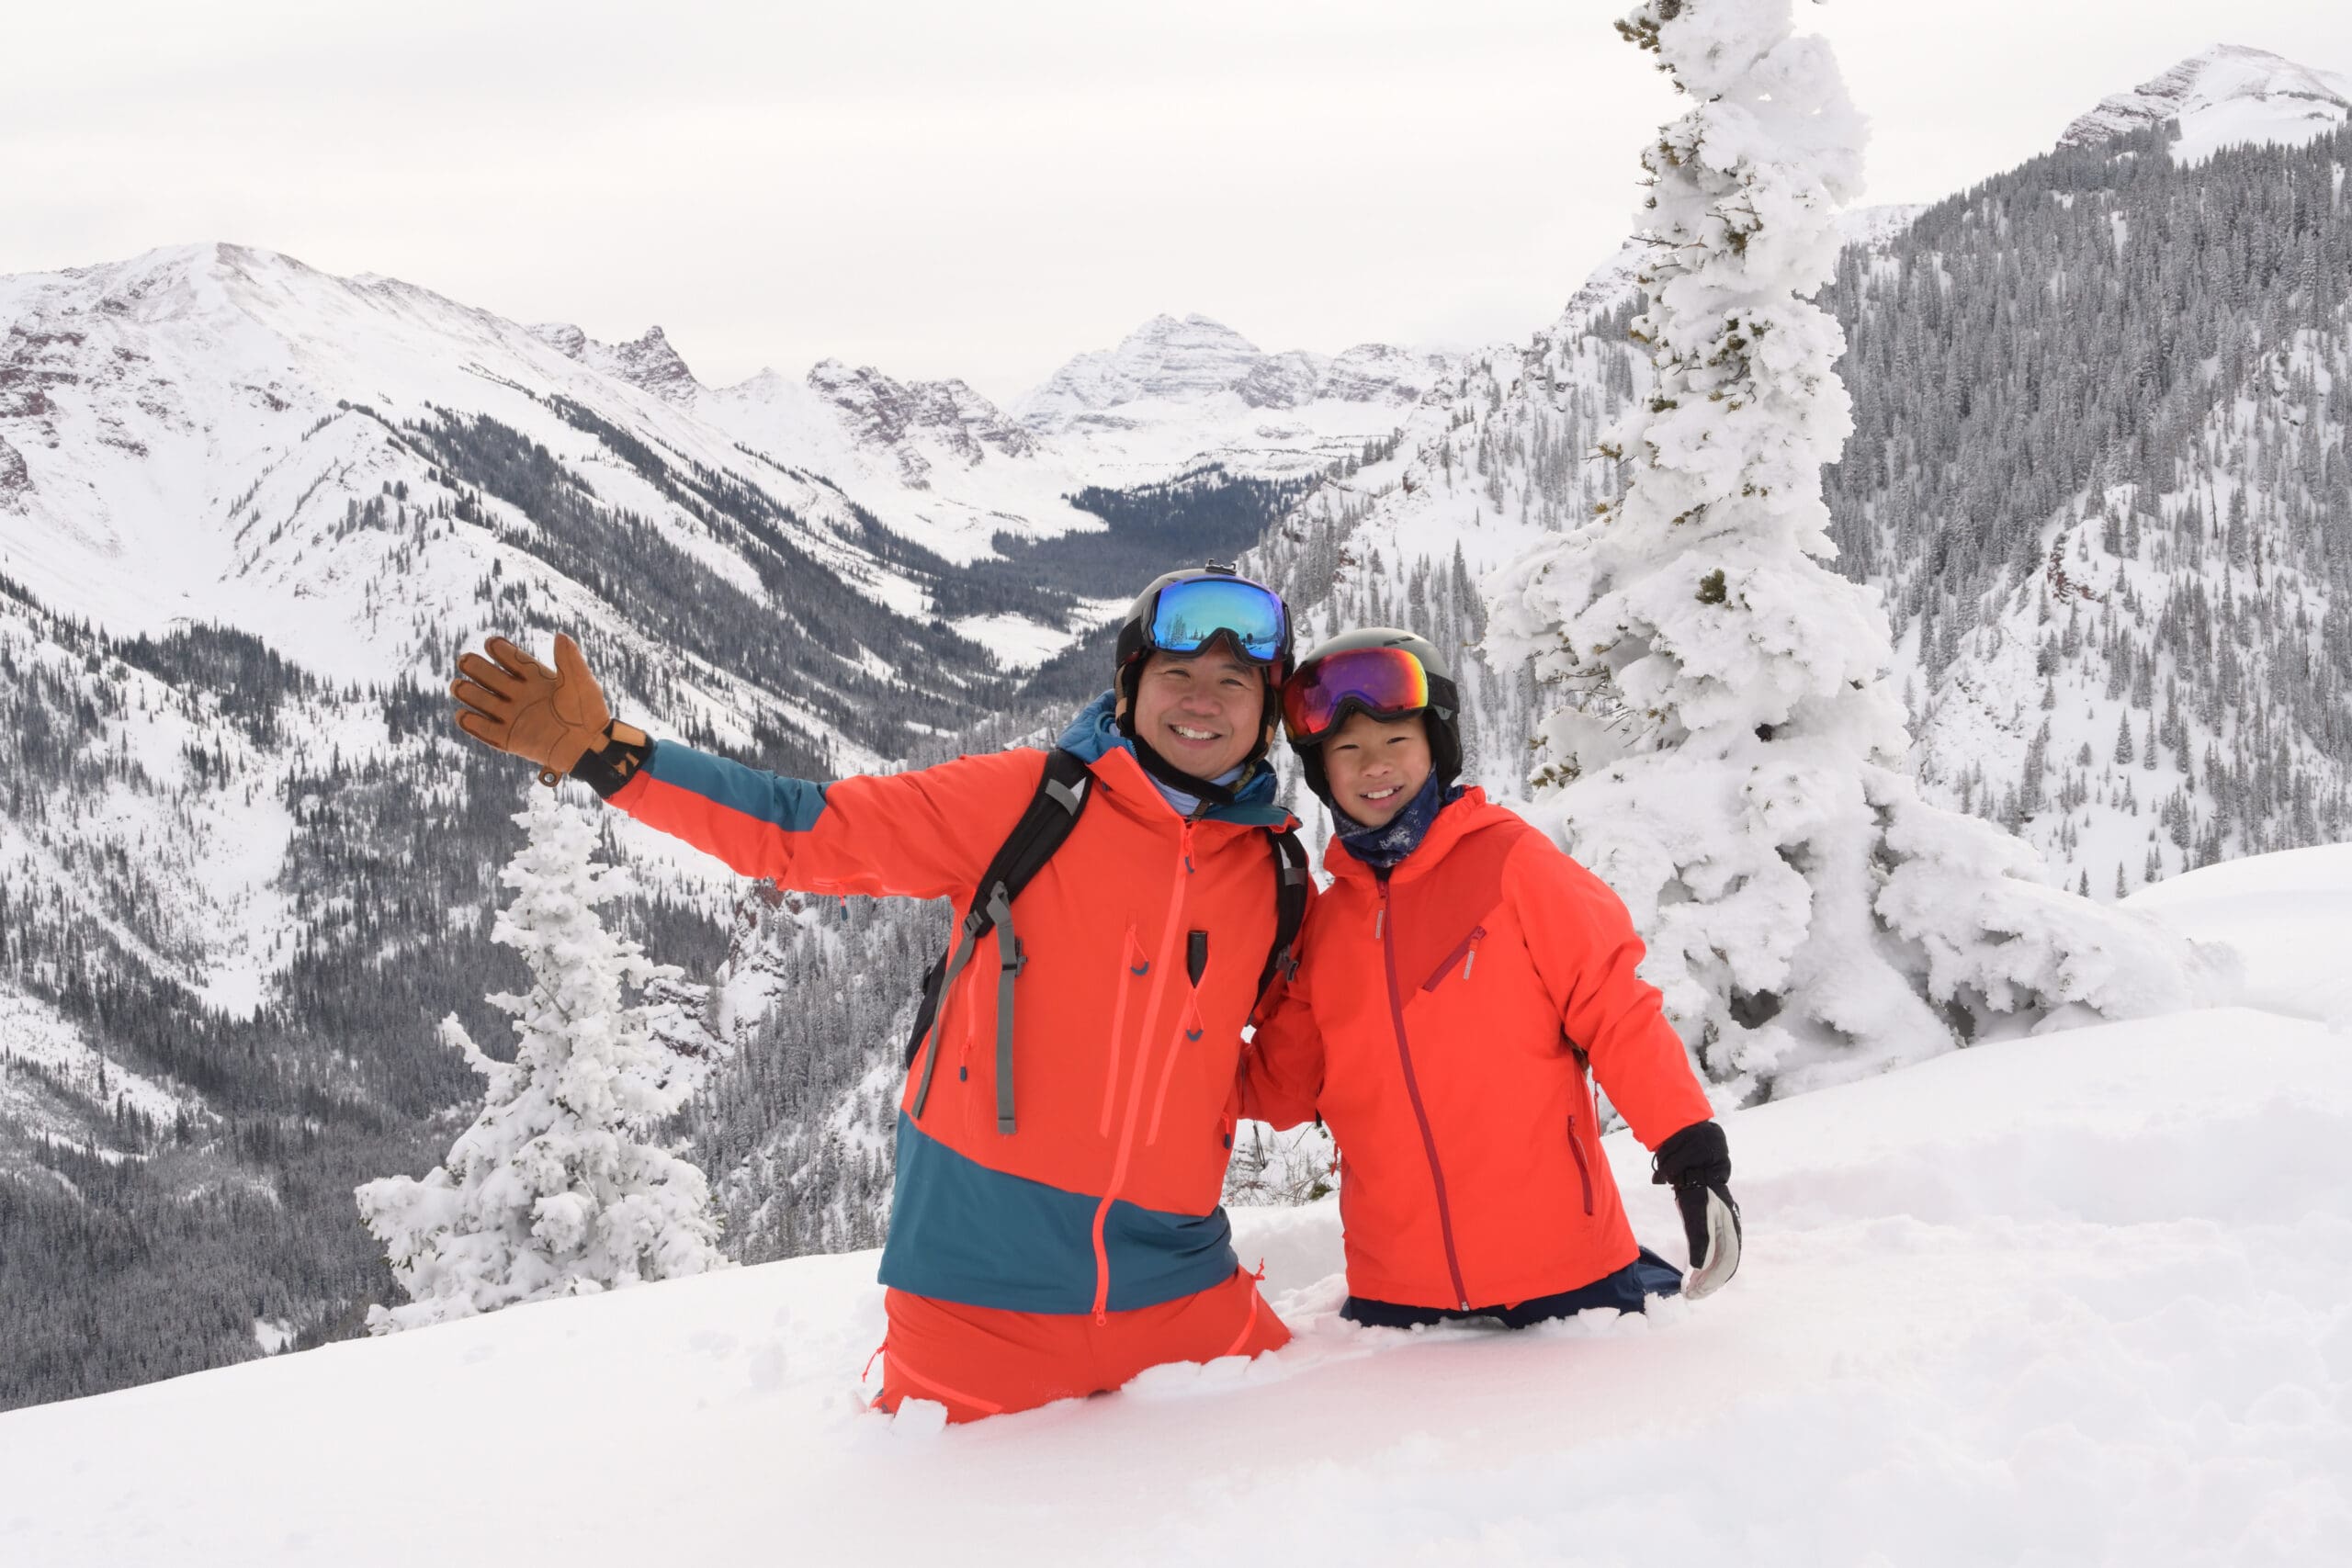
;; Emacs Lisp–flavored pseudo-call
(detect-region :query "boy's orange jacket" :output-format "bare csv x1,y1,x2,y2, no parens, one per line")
1241,789,1713,1310
603,696,1299,1318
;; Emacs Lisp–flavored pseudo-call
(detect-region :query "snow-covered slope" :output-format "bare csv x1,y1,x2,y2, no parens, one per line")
2059,43,2352,164
0,244,1440,671
695,356,1102,571
2122,840,2352,1027
0,243,972,698
4,843,2344,1565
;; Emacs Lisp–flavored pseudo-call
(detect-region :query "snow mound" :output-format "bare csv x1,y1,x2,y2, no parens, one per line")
2125,842,2352,1026
4,1007,2346,1564
2060,44,2352,164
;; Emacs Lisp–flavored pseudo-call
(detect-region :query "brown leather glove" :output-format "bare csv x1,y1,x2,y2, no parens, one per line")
450,633,637,785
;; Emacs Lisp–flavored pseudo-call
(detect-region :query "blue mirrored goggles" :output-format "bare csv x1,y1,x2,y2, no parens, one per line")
1146,576,1290,668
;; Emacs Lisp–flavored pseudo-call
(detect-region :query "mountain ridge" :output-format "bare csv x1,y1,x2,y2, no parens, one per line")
2059,42,2352,163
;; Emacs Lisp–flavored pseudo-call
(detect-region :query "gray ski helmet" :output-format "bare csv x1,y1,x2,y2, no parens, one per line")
1283,627,1462,803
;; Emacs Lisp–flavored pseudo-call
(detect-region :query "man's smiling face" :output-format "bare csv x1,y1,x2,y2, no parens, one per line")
1131,645,1265,780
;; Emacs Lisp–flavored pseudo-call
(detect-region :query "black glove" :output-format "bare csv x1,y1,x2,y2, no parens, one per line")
1653,1120,1741,1301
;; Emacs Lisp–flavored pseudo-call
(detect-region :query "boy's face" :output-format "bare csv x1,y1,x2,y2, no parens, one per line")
1132,646,1264,780
1320,708,1432,828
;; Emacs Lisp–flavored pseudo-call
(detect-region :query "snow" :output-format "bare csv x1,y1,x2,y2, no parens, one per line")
948,612,1074,672
2124,843,2352,1025
2059,44,2352,165
1835,201,1928,249
3,847,2346,1564
0,987,201,1155
0,243,935,689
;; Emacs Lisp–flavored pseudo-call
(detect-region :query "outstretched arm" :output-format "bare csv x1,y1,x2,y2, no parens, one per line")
451,632,1035,899
593,736,1037,899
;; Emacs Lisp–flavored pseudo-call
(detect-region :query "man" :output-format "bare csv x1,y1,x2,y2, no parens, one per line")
449,565,1305,1421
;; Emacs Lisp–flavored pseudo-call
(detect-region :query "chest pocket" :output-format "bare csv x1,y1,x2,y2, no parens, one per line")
1420,925,1487,993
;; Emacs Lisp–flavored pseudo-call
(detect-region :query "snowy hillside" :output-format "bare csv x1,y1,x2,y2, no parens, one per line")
0,242,1057,713
2060,43,2352,164
3,844,2344,1567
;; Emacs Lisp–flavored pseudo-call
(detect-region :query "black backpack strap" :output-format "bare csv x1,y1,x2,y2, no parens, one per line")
1251,827,1310,1021
906,749,1094,1133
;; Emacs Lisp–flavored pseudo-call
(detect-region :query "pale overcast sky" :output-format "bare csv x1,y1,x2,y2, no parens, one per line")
6,2,2349,401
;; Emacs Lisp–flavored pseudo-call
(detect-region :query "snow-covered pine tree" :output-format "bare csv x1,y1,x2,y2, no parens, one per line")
1485,0,2222,1101
356,789,728,1332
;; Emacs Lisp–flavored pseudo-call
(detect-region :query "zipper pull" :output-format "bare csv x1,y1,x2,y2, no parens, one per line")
1375,881,1388,940
1464,926,1487,979
1182,820,1196,875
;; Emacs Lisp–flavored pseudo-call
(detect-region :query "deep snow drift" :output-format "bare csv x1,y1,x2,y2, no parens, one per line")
1,848,2346,1566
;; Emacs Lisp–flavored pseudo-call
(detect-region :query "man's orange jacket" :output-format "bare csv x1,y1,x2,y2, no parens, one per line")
1241,789,1713,1310
602,696,1299,1318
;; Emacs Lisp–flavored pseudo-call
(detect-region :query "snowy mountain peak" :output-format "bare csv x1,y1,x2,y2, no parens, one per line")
1019,312,1268,423
2059,44,2352,164
529,321,699,402
803,358,1036,484
717,366,790,402
1017,312,1450,430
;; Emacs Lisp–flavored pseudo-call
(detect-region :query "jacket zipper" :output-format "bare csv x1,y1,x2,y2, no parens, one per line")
1566,1113,1596,1217
1379,879,1472,1311
1089,820,1194,1323
1419,926,1487,993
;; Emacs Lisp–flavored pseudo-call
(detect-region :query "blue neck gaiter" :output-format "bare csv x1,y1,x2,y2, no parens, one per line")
1334,773,1459,870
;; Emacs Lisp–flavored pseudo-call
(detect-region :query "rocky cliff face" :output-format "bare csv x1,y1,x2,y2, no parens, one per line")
529,321,701,403
804,358,1035,488
1316,342,1453,406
